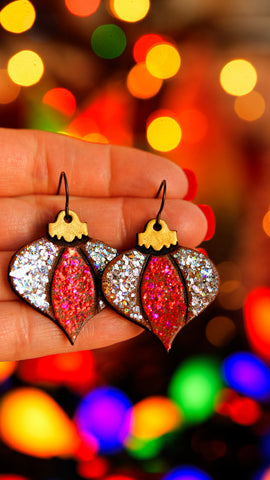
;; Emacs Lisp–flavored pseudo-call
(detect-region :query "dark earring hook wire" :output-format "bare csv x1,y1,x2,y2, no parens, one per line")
57,171,70,219
154,179,166,228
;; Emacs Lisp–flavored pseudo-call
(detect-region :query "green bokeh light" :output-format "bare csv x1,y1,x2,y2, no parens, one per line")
91,24,127,59
126,435,164,459
168,356,222,424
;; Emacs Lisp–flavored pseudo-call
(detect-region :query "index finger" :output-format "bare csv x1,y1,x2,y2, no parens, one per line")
0,128,188,198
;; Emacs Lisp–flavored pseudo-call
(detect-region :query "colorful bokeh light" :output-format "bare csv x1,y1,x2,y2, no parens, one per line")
222,352,270,401
260,467,270,480
132,396,181,440
216,388,261,426
180,108,208,143
146,43,181,79
133,33,164,63
0,69,21,104
0,387,78,457
7,50,44,87
18,351,97,394
126,435,164,459
77,457,108,478
234,91,265,121
75,387,132,454
169,356,222,423
262,210,270,237
162,465,212,480
220,59,257,96
244,287,270,360
0,476,29,480
127,62,163,99
83,132,109,143
0,361,17,383
229,397,261,426
91,24,126,59
111,0,150,22
42,88,76,116
105,476,135,480
147,114,182,152
0,0,36,33
65,0,101,17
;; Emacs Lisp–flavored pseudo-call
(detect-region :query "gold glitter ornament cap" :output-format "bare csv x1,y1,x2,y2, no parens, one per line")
137,219,177,251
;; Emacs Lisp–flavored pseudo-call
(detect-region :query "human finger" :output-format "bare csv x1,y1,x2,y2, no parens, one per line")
0,128,188,198
0,196,208,252
0,302,142,361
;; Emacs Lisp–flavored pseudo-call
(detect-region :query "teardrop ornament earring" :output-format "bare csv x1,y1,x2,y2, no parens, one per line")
102,180,219,351
8,172,118,344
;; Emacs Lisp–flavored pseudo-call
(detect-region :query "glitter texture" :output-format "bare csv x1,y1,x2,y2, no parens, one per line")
9,235,119,343
141,256,187,350
9,238,59,313
51,248,96,342
172,248,219,320
83,239,118,310
83,240,118,274
102,249,150,327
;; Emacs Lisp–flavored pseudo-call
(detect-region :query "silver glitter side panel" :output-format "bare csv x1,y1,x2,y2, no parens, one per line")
82,240,118,310
102,249,150,328
172,248,219,320
9,238,59,314
83,240,118,274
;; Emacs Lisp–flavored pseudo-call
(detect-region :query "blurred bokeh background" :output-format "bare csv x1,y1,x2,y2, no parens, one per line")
1,1,270,479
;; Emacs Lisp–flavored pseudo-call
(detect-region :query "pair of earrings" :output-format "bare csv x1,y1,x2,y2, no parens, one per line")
8,173,219,351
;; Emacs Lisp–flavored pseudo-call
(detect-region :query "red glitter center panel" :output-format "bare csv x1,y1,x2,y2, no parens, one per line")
51,248,96,342
140,255,187,350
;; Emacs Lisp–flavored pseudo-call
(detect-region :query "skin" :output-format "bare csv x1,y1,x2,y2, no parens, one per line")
0,128,208,361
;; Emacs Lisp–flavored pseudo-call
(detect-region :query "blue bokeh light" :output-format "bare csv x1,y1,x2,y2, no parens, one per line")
75,386,133,454
162,465,212,480
222,351,270,401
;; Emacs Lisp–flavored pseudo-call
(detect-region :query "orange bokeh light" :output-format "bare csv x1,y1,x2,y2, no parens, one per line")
127,62,162,99
132,396,181,439
65,0,100,17
42,88,76,117
244,287,270,360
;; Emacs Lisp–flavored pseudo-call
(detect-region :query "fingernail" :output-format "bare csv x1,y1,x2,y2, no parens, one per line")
183,169,198,201
198,204,216,241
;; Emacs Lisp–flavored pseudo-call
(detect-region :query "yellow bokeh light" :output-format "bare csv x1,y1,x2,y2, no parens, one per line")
147,115,182,152
7,50,44,87
234,91,265,121
263,210,270,237
127,62,162,99
111,0,150,22
0,388,78,457
146,43,181,79
0,69,21,104
132,396,181,439
0,0,36,33
220,59,257,96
